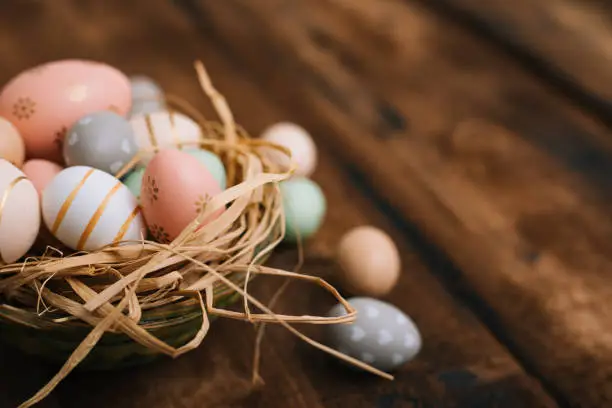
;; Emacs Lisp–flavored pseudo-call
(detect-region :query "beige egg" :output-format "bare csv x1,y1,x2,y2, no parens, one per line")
336,226,400,297
0,159,40,263
0,117,25,167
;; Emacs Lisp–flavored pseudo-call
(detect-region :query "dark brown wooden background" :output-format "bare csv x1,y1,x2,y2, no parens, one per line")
1,0,612,407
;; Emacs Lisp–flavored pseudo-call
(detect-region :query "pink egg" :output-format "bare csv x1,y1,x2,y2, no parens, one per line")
0,60,131,163
141,149,224,243
22,159,63,196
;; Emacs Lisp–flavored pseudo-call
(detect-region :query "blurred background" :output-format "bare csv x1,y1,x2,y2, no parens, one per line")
1,1,612,407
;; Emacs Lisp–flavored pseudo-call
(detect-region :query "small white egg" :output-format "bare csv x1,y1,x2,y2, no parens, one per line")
261,122,317,177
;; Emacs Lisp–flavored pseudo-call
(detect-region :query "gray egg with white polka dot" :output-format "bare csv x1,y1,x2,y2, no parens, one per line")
326,297,421,372
63,111,138,176
129,75,165,117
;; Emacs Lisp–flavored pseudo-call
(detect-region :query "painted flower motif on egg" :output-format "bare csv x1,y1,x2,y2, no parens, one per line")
0,59,131,162
63,111,138,176
140,149,224,243
42,166,146,251
326,297,422,372
130,110,203,166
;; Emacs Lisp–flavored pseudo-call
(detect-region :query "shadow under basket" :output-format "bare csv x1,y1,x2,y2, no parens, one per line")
0,288,243,371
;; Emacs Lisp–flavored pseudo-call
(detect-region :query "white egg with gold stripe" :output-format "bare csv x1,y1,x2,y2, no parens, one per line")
0,159,40,263
130,110,202,166
42,166,146,251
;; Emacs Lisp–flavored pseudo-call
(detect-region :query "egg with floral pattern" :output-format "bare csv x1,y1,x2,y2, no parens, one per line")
0,60,131,162
140,149,224,243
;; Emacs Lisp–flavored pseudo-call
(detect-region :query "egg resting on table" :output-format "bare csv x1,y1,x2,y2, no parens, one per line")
0,159,40,263
42,166,146,251
336,225,401,297
0,59,131,162
140,149,224,243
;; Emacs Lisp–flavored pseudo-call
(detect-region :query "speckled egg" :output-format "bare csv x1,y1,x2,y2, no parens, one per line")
63,111,138,176
0,117,25,167
130,110,203,166
326,297,421,372
129,75,165,117
280,177,326,242
140,149,223,243
22,159,63,196
42,166,146,251
336,226,401,297
0,159,40,263
0,59,131,162
184,148,227,190
122,166,146,201
261,122,317,177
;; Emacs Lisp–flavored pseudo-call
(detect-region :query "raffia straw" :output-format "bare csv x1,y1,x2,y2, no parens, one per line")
0,59,393,408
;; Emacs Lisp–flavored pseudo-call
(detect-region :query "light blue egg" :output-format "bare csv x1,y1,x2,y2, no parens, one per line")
122,166,146,201
184,148,227,190
280,177,326,242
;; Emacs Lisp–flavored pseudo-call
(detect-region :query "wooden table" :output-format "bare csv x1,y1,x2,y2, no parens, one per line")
0,0,610,407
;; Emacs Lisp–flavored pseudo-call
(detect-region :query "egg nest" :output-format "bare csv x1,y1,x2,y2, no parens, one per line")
0,62,360,408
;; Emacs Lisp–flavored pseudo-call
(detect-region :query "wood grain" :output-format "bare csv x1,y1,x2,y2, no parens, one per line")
419,0,612,120
0,0,557,407
183,0,612,406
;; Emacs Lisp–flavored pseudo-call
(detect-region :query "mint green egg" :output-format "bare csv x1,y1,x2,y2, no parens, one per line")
122,167,146,200
280,177,326,242
184,148,227,190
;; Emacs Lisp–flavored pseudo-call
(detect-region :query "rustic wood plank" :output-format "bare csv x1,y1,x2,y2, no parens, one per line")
417,0,612,120
182,0,612,406
0,1,557,407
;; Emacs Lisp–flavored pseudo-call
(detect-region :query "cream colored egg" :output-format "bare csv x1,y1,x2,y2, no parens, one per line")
0,159,40,263
130,110,202,166
261,122,317,177
336,226,400,297
42,166,146,251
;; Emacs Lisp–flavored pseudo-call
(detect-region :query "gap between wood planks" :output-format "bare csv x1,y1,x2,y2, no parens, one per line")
175,0,612,407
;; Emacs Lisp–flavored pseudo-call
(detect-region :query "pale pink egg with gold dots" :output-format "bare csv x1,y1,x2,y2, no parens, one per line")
141,149,224,243
0,60,131,163
22,159,63,197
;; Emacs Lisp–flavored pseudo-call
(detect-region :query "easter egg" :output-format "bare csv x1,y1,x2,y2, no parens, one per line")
0,159,40,263
129,75,165,117
22,159,63,196
122,166,146,201
141,149,223,243
42,166,146,251
280,177,326,242
261,122,317,177
0,117,25,167
0,59,131,162
63,111,138,176
326,297,421,372
130,111,202,166
184,148,227,190
336,226,400,297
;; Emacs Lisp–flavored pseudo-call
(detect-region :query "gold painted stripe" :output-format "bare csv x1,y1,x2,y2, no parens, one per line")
76,181,123,250
0,176,26,225
144,114,159,152
112,206,141,243
168,109,183,149
52,169,95,234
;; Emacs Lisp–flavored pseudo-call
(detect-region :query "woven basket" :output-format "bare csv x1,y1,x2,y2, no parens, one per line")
0,61,376,408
